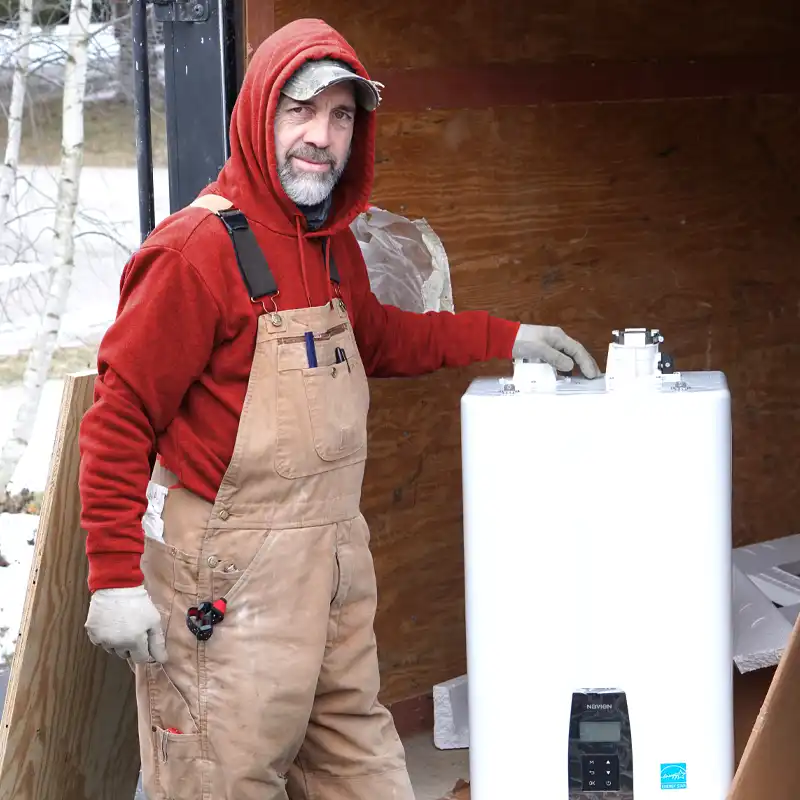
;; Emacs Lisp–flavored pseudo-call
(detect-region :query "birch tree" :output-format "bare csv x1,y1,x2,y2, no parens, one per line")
0,0,93,491
0,0,34,226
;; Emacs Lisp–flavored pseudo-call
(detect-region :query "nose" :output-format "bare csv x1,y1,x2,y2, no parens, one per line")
303,111,332,150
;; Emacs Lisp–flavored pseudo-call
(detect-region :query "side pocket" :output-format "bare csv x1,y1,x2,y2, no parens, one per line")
140,536,203,745
208,527,277,603
140,535,179,641
152,724,204,799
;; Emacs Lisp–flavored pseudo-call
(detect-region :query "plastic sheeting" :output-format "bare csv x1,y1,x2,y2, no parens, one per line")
351,206,454,314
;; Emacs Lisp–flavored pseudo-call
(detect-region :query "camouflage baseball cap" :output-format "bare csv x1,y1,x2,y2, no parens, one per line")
281,58,383,111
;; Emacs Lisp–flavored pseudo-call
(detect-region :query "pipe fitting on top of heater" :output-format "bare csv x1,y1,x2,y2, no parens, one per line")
605,327,683,391
501,359,560,393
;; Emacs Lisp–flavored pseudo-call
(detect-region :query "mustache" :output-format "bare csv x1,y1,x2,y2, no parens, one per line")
288,144,336,165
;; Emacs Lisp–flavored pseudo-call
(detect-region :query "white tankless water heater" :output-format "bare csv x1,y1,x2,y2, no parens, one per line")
461,328,733,800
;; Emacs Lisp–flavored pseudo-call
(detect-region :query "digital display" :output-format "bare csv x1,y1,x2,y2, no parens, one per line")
579,720,622,742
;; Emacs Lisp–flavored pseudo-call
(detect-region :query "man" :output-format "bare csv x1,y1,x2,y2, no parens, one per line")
79,17,599,800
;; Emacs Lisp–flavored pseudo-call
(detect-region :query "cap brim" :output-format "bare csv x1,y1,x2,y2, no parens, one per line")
282,63,381,111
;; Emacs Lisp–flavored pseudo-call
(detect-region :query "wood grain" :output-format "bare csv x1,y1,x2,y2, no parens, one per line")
437,779,471,800
273,0,798,68
247,0,800,708
368,57,800,111
241,0,274,66
363,96,800,703
0,372,140,800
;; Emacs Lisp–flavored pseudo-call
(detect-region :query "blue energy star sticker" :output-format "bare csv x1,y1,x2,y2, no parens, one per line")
660,763,687,790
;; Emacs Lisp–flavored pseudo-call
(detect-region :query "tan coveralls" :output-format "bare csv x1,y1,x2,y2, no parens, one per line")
134,203,415,800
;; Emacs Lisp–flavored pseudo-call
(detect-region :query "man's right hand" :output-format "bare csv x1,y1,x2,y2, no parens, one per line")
85,585,168,663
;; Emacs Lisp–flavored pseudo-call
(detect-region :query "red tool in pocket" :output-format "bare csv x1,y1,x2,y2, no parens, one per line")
186,597,228,641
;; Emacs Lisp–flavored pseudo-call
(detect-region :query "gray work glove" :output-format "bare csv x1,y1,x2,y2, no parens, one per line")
512,324,600,378
85,585,168,663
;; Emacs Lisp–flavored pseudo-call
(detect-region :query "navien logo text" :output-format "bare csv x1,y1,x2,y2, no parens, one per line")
586,704,613,710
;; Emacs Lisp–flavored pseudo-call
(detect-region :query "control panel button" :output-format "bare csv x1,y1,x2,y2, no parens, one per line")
582,755,620,791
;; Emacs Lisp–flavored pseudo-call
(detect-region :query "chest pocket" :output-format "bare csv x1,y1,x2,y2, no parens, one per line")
199,201,370,480
274,324,370,479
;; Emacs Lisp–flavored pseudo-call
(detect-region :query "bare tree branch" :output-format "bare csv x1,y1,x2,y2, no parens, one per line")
0,0,93,490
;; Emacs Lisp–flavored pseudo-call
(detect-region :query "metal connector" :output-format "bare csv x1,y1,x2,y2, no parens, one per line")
611,327,664,346
151,0,209,23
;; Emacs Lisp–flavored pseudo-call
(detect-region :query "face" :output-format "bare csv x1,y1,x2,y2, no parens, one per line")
274,82,356,206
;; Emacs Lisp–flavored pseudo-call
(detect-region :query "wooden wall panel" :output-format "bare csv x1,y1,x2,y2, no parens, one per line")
272,0,798,67
371,96,800,527
246,0,800,706
365,96,800,702
0,373,140,800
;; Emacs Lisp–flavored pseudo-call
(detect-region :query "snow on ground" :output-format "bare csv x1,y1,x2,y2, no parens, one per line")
0,512,39,664
0,380,64,669
0,158,169,688
0,165,171,356
0,378,66,493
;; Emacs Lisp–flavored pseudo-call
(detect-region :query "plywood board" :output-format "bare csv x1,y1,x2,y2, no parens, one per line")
248,0,800,707
0,371,140,800
364,96,800,703
274,0,797,67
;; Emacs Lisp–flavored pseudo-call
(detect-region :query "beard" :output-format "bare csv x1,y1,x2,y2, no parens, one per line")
277,143,349,206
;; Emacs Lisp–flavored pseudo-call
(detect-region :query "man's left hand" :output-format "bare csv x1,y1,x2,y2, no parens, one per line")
512,324,600,378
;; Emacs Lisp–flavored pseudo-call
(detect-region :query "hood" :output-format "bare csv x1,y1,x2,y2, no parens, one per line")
202,18,376,239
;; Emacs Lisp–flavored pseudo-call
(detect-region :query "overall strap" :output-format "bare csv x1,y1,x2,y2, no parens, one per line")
322,239,340,285
189,194,277,301
216,209,278,300
189,194,341,299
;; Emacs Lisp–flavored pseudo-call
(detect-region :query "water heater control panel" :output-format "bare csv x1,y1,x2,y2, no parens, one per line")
568,689,634,799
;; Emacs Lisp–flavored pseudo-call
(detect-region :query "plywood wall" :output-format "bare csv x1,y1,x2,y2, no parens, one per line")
252,0,800,704
271,0,798,64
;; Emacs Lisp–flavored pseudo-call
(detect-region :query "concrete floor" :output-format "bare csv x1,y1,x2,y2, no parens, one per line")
404,731,469,799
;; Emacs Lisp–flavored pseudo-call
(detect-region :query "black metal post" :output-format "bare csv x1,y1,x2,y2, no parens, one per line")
132,0,155,242
159,0,237,213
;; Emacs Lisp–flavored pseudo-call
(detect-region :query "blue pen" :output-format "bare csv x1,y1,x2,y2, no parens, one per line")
304,331,318,368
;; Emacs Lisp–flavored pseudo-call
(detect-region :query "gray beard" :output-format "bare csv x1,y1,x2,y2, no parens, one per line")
278,152,348,206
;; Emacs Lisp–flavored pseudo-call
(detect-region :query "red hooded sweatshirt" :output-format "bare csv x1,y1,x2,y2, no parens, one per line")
78,18,521,592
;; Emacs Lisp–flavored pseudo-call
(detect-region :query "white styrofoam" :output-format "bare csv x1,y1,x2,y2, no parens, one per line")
732,564,792,672
731,533,800,671
460,360,733,799
433,674,470,750
732,533,800,608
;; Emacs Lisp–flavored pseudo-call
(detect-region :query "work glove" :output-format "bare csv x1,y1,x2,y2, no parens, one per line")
512,324,600,379
85,585,168,664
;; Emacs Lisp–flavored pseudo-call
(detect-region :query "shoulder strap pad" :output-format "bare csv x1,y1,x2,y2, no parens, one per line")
189,195,277,300
189,195,341,299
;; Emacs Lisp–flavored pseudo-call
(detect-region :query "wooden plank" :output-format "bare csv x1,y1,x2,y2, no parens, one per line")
437,779,470,799
364,96,800,704
370,57,800,111
0,371,140,800
242,0,274,65
246,0,800,708
273,0,798,68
